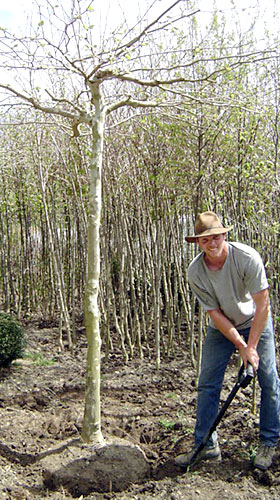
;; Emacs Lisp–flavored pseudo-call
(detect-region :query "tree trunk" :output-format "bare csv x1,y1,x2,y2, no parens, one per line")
82,82,105,444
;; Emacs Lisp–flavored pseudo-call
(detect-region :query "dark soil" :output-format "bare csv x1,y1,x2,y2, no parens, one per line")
0,324,280,499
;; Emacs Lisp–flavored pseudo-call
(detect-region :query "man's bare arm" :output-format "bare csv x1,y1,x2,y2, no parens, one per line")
207,308,247,350
207,288,269,371
244,288,270,368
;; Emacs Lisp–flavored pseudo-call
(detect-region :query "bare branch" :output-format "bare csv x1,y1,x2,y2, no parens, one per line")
115,0,190,55
87,1,198,80
44,89,84,114
0,83,81,121
106,95,173,114
96,49,278,89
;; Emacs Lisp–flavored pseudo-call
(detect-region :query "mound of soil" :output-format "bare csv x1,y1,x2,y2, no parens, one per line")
0,324,280,499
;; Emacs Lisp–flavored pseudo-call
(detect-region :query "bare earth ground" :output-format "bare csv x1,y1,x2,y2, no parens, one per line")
0,323,280,500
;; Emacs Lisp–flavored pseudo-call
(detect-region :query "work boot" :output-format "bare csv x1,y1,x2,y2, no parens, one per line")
253,443,276,470
174,444,221,468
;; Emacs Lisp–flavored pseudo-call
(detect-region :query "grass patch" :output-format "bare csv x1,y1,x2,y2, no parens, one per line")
23,351,56,367
159,418,176,430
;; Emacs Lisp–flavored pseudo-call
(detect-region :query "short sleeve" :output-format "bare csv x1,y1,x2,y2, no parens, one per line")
243,249,268,295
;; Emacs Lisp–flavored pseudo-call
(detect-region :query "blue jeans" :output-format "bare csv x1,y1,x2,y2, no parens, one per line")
195,314,280,448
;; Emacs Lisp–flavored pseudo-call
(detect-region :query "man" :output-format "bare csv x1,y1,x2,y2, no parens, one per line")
175,211,280,470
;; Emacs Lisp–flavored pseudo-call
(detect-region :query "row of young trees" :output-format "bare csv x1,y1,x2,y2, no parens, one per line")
1,49,280,357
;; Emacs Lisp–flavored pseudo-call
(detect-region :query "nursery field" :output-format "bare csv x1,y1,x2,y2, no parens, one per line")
0,324,280,499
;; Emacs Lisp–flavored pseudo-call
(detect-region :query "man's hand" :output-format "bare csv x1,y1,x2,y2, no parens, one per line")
239,345,259,372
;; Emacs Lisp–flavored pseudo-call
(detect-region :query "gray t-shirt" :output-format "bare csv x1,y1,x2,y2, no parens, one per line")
188,242,268,330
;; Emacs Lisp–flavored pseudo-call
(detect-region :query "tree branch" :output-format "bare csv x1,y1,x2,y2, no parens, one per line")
98,50,278,88
115,0,188,55
106,95,173,114
87,1,198,80
0,83,82,121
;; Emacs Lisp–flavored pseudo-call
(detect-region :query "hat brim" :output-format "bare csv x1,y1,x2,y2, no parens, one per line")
185,225,233,243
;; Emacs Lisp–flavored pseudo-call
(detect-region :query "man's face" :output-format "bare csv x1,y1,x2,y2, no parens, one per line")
197,233,226,259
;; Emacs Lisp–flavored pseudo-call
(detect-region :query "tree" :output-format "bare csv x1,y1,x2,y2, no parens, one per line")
0,0,276,444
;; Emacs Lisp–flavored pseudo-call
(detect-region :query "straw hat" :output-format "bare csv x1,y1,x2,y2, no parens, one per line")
185,211,233,243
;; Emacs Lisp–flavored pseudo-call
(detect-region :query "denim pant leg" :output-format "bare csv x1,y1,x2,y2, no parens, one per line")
195,326,235,447
241,315,280,446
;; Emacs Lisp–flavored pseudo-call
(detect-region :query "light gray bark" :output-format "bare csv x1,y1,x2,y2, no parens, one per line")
81,82,105,443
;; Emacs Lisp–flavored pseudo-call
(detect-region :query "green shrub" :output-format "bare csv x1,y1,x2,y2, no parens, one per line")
0,313,25,367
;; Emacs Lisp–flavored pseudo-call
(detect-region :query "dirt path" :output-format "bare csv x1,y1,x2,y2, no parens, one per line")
0,324,279,499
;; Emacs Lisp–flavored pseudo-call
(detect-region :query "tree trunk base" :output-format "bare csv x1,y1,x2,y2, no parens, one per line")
42,436,151,496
